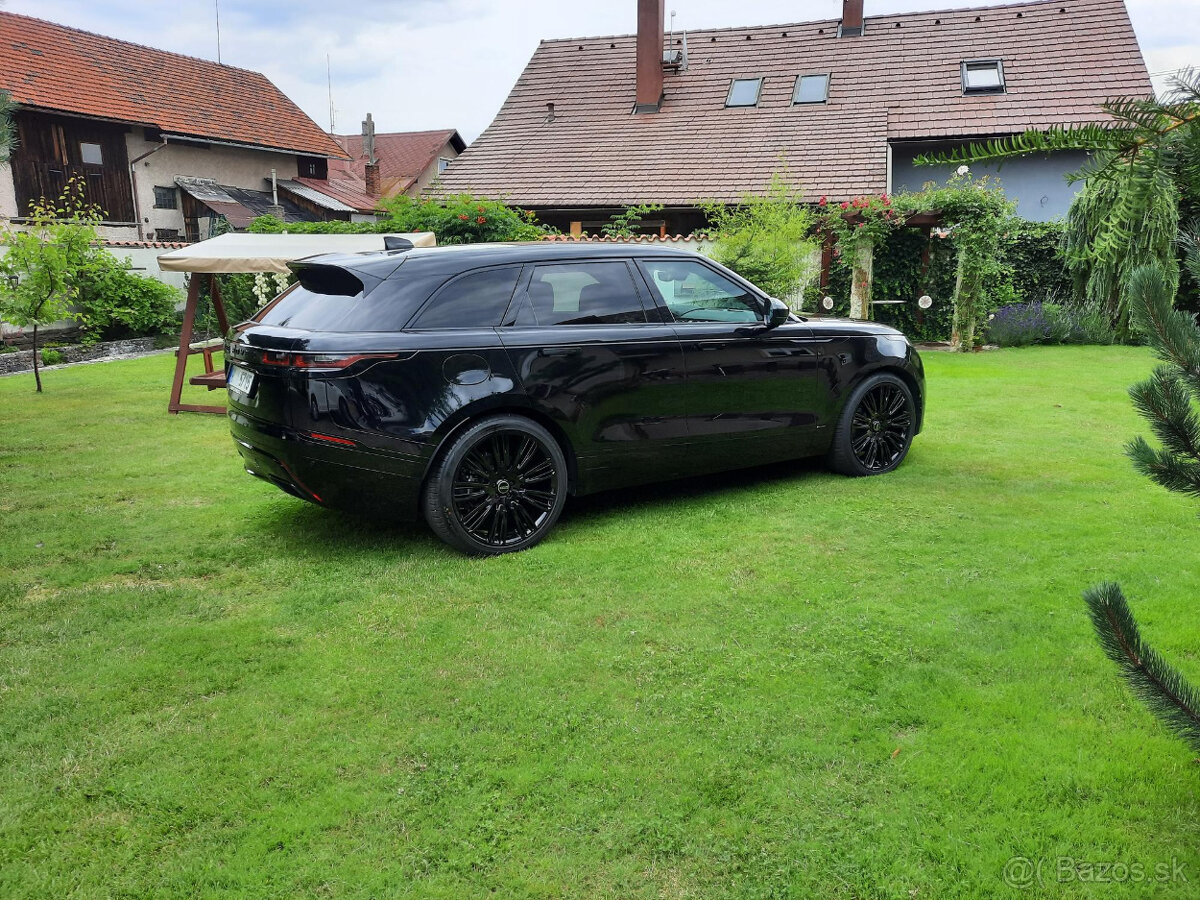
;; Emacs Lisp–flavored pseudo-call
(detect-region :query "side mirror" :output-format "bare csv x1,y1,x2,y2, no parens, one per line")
765,297,790,329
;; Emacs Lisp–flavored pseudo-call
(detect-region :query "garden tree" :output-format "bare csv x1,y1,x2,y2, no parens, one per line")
700,175,818,303
0,88,16,162
924,69,1200,334
1083,253,1200,753
0,177,102,392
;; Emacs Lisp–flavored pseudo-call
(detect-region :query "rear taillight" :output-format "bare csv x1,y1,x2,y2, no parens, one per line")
250,350,398,371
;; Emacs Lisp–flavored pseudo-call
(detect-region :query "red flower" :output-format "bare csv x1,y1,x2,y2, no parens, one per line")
476,216,487,224
857,223,865,229
840,202,850,210
458,213,469,220
818,196,828,206
478,205,486,214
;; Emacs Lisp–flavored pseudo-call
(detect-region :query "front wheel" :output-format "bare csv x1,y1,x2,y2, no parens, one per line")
422,415,568,555
827,373,916,476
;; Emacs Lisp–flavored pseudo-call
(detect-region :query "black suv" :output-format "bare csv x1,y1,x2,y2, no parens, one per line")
226,243,924,555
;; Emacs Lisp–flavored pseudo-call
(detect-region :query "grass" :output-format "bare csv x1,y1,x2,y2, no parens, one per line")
2,346,1199,898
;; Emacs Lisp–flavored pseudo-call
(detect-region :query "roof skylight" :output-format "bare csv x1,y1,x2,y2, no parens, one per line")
726,78,763,108
793,74,830,104
962,59,1005,94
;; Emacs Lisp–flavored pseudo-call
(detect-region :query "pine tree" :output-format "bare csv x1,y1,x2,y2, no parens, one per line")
1082,255,1200,752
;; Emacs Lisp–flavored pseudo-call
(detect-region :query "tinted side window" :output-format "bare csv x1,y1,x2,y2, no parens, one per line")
638,259,763,324
256,275,443,332
525,262,647,326
411,266,521,329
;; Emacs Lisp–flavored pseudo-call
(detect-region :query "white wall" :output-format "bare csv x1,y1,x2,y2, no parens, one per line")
126,127,300,238
413,137,463,197
0,161,16,219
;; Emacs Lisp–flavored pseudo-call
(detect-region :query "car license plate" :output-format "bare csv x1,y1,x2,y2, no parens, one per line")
228,365,255,395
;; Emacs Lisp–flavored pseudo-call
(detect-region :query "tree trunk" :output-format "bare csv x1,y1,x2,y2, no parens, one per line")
849,241,874,320
32,321,42,393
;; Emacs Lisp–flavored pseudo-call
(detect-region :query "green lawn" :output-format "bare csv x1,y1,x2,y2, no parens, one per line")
2,347,1199,898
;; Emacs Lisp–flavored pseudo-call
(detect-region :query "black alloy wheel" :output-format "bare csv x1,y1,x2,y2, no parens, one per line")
827,373,916,476
423,415,568,555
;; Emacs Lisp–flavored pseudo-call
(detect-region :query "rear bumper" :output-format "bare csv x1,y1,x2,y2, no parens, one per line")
229,410,425,519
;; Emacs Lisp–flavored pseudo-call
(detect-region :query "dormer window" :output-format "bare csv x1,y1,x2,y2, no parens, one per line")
726,78,763,108
962,59,1005,94
793,74,831,104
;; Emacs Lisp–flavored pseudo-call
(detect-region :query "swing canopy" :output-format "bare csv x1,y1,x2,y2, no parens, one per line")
156,232,438,275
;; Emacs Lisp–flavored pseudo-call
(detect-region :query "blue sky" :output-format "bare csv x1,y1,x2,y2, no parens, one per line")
2,0,1195,141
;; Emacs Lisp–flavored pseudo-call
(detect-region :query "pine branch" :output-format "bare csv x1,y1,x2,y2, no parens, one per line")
1084,582,1200,752
1128,265,1200,382
1128,366,1200,462
1127,435,1200,498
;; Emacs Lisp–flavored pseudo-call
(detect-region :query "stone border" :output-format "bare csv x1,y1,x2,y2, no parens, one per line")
0,337,163,376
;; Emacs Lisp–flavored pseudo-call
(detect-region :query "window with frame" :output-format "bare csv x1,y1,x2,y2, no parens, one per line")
639,259,763,324
153,186,178,209
515,262,647,326
154,228,181,241
793,73,830,104
438,157,452,174
725,78,763,108
410,266,521,329
961,59,1005,94
79,142,104,165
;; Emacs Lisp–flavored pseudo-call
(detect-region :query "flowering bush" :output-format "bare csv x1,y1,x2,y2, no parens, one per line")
985,301,1116,347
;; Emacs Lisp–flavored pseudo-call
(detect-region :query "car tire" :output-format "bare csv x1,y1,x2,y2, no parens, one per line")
827,372,916,477
423,415,568,556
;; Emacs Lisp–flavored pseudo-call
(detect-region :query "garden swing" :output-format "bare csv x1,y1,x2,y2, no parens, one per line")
156,231,436,415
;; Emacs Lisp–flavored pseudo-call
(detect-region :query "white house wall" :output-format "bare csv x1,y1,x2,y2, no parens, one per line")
126,127,300,238
0,161,16,219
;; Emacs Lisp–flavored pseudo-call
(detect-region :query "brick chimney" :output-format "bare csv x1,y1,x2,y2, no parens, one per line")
635,0,665,113
841,0,864,36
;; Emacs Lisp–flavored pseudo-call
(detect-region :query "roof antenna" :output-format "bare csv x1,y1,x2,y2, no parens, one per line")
326,54,336,134
214,0,222,64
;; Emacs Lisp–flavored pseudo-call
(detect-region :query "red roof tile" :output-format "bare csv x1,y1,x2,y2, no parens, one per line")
439,0,1151,206
0,11,346,159
290,129,465,213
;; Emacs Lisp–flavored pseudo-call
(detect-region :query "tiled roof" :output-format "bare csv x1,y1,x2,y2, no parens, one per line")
292,175,383,214
0,11,346,159
439,0,1151,206
175,177,322,229
288,129,465,214
334,129,466,193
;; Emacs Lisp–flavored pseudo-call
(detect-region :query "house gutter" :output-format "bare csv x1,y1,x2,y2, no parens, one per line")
129,136,169,241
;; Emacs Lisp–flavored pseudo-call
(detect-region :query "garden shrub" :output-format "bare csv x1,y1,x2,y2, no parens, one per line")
701,176,818,301
249,194,553,244
40,348,64,366
76,254,181,343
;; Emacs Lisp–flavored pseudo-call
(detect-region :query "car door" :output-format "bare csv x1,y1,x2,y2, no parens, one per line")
635,257,824,469
497,259,690,491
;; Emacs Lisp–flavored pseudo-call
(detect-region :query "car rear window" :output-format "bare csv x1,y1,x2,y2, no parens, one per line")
256,273,444,332
410,266,521,329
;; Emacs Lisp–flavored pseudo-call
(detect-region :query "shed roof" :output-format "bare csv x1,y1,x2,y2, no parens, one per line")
438,0,1151,206
0,11,347,159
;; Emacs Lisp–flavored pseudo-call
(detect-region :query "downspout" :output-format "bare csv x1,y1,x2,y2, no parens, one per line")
129,136,169,241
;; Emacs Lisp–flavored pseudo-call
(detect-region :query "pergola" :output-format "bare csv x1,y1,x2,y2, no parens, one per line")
156,232,436,414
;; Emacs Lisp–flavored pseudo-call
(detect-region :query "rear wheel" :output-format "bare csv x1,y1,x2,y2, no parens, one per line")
827,373,915,476
423,415,568,555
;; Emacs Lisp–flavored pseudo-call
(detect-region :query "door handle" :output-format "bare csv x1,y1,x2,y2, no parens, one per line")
695,342,725,352
538,347,580,357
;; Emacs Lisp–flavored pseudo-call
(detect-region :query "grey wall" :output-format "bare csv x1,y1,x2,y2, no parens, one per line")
890,143,1091,222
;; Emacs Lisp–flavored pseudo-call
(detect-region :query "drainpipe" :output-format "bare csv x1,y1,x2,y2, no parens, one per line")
129,135,169,241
